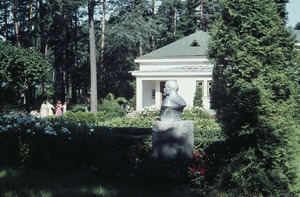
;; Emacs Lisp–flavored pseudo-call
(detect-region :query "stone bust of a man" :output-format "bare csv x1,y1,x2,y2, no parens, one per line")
160,80,186,121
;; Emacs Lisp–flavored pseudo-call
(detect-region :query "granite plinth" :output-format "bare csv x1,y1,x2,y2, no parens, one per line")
152,120,194,162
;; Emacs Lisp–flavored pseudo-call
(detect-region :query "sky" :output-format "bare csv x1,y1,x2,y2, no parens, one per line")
286,0,300,28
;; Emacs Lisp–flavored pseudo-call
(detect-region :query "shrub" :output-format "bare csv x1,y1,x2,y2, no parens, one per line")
107,116,155,128
208,0,300,194
140,107,160,118
0,113,152,172
98,94,126,120
63,111,104,125
67,104,86,112
182,107,211,120
193,83,203,108
194,128,225,153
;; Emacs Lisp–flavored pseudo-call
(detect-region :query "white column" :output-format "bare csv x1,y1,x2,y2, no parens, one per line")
136,78,143,111
203,79,208,97
155,81,161,107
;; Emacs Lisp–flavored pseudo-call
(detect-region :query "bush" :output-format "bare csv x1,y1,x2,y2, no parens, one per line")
107,116,155,128
98,94,126,120
140,107,160,118
67,104,86,112
182,107,211,120
0,113,152,172
62,111,104,125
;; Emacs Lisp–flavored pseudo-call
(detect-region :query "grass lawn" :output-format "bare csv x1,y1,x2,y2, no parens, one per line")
0,168,207,197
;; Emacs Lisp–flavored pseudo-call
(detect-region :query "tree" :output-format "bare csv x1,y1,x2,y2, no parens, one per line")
100,0,159,99
208,0,299,195
88,0,98,114
155,0,180,47
0,42,50,106
193,82,203,108
295,22,300,30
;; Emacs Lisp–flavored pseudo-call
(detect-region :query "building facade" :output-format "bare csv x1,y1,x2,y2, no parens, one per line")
130,31,213,111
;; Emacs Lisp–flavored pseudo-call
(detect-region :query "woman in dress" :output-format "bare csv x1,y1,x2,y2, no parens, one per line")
55,101,63,116
40,101,48,118
47,101,54,116
62,102,67,114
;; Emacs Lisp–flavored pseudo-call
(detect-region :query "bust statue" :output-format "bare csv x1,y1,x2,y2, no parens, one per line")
160,80,186,121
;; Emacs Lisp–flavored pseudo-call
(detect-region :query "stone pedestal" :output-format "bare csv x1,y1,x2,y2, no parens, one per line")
152,121,194,162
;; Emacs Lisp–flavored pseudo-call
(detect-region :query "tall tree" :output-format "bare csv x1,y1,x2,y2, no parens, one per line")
155,0,180,47
208,0,299,195
295,22,300,30
11,0,20,46
0,0,11,40
88,0,98,114
100,0,106,77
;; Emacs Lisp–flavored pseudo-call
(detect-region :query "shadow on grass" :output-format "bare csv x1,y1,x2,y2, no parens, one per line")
0,168,203,197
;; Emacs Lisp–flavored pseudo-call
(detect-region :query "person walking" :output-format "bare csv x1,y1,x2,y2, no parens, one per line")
47,101,54,116
40,101,48,118
55,101,63,116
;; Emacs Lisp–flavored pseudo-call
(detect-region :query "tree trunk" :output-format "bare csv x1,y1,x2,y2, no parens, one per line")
62,14,68,103
72,14,78,104
28,0,33,44
11,0,20,46
88,1,98,114
151,0,155,51
200,0,203,30
173,1,177,35
100,0,105,66
39,0,46,54
4,0,9,39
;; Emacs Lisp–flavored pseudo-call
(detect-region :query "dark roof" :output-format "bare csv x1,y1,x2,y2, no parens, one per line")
137,31,210,59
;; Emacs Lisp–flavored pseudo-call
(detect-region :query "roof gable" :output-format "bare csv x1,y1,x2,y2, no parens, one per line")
137,31,210,59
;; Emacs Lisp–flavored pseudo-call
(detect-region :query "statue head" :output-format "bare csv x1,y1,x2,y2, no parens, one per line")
160,80,186,121
164,80,179,96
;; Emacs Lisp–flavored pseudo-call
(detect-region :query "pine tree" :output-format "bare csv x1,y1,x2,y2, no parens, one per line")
88,0,98,114
208,0,300,195
193,82,203,107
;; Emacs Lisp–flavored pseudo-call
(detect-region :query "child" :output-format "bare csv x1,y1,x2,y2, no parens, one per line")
55,101,63,116
62,102,67,114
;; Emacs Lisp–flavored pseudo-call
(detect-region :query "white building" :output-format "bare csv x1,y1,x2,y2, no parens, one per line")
130,31,213,111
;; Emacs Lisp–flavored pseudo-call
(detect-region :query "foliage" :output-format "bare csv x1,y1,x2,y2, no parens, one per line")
107,116,155,128
0,113,151,171
208,0,300,195
193,83,203,108
0,110,229,195
194,128,224,151
0,42,50,104
295,22,300,30
182,107,211,120
0,0,222,106
188,152,208,188
68,104,86,112
98,94,126,120
140,107,160,118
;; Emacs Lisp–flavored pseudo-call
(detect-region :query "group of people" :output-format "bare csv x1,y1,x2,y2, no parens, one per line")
40,101,67,118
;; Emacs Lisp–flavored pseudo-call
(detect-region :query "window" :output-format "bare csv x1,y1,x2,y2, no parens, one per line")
190,40,200,47
196,80,204,95
208,81,212,96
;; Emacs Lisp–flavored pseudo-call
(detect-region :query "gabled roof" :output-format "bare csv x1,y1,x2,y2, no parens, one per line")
137,31,210,59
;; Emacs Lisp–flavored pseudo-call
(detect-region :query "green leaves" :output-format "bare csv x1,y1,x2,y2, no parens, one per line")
208,0,300,195
0,42,50,87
